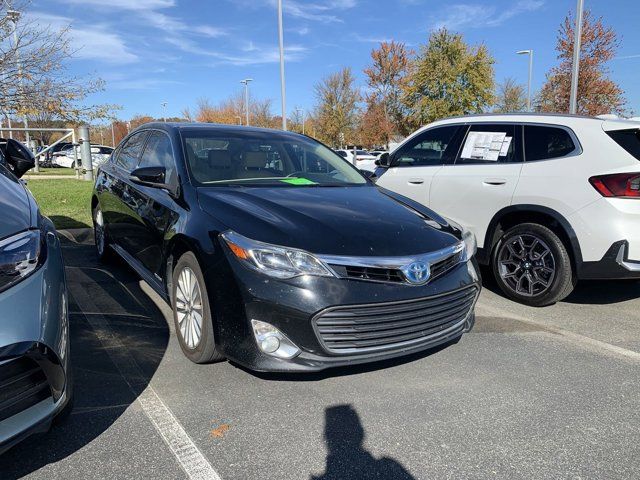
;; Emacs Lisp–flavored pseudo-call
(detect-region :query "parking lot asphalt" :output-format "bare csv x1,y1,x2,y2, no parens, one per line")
1,230,639,480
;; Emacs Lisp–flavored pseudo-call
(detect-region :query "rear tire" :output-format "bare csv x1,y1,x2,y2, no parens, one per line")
172,252,225,364
492,223,574,307
93,205,113,263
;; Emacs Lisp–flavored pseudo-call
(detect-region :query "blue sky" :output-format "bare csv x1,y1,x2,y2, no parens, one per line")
32,0,640,120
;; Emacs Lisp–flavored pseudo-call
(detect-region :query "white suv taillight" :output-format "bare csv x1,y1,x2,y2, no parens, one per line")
589,173,640,198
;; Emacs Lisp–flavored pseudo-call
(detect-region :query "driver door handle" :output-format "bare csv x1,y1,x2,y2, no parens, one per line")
483,178,507,186
408,178,424,185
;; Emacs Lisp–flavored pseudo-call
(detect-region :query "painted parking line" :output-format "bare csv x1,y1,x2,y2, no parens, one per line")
70,281,222,480
477,303,640,363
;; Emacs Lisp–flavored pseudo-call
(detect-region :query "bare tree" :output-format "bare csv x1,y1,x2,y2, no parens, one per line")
494,77,527,113
0,1,118,135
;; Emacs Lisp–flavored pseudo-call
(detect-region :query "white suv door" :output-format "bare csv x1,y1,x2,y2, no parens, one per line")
429,123,524,249
376,125,464,205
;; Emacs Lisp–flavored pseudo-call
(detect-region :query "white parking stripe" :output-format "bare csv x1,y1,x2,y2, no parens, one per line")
477,304,640,363
70,286,222,480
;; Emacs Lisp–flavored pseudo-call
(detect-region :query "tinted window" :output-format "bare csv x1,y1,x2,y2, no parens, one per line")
524,125,576,161
139,131,176,184
182,130,366,186
606,129,640,160
116,132,147,171
392,125,461,167
457,124,521,164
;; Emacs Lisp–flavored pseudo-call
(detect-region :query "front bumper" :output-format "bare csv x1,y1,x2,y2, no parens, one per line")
0,225,71,454
208,256,480,372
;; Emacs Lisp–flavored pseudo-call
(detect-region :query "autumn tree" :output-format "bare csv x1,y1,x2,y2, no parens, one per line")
358,100,393,148
402,29,495,128
494,77,528,113
364,41,412,139
0,2,118,132
538,10,626,115
314,67,361,146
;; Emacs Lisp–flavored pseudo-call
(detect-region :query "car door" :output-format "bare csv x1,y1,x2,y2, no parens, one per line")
126,130,181,277
101,131,148,254
429,123,524,249
376,125,465,205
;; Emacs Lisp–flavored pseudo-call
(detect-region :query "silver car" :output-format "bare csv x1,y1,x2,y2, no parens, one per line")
0,139,72,454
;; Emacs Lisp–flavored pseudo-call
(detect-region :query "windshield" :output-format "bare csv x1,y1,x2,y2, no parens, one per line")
182,129,368,187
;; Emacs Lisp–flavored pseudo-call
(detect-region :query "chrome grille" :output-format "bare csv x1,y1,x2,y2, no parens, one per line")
313,286,477,354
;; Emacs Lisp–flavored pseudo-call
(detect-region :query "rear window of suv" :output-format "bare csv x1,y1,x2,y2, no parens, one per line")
606,129,640,160
524,125,577,161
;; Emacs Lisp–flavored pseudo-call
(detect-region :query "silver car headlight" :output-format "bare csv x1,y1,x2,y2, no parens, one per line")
221,231,334,279
0,230,45,292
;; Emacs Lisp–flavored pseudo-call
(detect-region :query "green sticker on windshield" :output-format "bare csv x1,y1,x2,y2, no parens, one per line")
280,177,317,185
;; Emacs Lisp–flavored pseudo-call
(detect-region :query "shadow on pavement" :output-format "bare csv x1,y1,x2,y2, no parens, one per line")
479,266,640,305
49,215,91,230
0,231,169,478
311,405,414,480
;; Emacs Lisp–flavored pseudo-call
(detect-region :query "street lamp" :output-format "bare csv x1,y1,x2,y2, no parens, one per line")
295,107,305,135
516,50,533,111
161,101,168,122
277,0,287,130
240,78,253,126
569,0,585,114
7,9,32,164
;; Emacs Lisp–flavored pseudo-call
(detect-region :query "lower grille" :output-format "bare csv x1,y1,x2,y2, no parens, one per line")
0,357,51,422
313,286,477,354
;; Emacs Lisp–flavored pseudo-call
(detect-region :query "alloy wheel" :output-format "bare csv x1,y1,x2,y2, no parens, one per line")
497,234,556,297
175,267,204,349
94,208,105,257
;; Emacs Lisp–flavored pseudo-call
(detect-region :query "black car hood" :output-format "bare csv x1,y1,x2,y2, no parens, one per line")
197,185,461,256
0,167,31,240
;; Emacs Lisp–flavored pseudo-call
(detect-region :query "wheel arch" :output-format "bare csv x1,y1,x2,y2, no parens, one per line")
480,205,583,271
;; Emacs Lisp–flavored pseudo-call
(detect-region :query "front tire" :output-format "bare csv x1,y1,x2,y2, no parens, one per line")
171,252,225,364
492,223,574,307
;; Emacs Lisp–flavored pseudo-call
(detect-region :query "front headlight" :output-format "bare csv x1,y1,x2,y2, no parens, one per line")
0,230,45,292
220,231,334,279
461,227,477,262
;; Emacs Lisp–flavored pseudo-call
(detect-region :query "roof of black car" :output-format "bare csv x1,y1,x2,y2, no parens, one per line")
134,122,300,136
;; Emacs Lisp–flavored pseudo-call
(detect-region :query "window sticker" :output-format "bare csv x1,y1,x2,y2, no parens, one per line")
499,137,513,156
461,131,509,161
280,177,317,185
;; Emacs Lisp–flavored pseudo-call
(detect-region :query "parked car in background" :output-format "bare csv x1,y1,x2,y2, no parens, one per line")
92,123,480,372
0,139,72,454
335,149,377,172
376,113,640,306
53,144,114,169
45,142,73,164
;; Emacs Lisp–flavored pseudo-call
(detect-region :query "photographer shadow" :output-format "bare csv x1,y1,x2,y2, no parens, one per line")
312,404,415,480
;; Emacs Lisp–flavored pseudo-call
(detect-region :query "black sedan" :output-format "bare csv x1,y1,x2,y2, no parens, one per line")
91,123,480,372
0,140,72,454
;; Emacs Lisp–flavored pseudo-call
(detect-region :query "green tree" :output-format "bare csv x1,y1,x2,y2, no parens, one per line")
402,29,495,127
314,68,360,146
494,77,527,113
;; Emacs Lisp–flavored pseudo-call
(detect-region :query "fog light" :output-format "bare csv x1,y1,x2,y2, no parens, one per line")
251,320,301,359
260,336,280,353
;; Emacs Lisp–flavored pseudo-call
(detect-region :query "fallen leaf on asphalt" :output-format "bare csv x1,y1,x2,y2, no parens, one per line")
210,424,230,438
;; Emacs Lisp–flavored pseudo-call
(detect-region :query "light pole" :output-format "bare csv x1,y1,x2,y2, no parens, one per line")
111,122,115,146
516,50,533,111
277,0,287,130
569,0,584,114
8,9,33,166
296,107,305,135
240,78,253,126
161,101,168,122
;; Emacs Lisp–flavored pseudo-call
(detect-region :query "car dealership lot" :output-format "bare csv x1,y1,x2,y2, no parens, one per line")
1,230,638,479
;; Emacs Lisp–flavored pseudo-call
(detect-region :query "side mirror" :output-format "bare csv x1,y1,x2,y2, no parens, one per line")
130,166,167,187
5,139,35,178
375,152,390,167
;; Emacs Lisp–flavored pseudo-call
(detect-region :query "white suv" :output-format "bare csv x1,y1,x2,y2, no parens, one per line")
376,114,640,306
